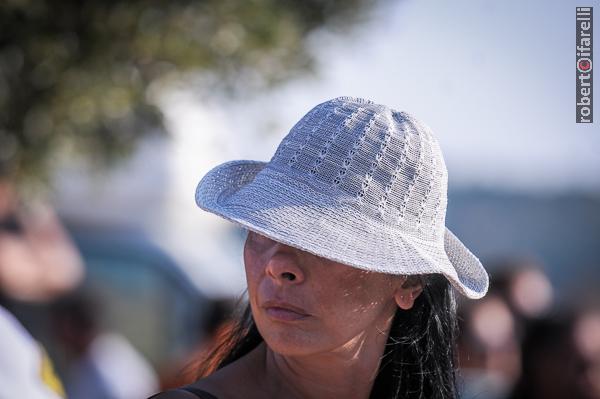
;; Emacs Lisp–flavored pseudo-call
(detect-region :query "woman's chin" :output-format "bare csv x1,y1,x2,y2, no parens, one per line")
258,327,322,356
265,340,318,357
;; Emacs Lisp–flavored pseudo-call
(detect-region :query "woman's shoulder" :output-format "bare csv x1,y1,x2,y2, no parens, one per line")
151,343,266,399
147,362,248,399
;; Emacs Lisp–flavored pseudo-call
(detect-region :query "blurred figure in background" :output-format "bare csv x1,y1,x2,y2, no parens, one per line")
488,258,554,324
458,290,520,399
574,307,600,398
0,304,64,398
457,258,554,399
0,180,84,302
158,298,236,390
457,257,600,399
51,293,159,399
0,179,84,398
508,305,600,399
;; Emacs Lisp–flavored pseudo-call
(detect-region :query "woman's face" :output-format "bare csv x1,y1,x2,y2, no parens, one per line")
243,230,403,356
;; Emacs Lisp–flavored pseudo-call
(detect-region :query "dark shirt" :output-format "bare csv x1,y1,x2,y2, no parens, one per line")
148,387,219,399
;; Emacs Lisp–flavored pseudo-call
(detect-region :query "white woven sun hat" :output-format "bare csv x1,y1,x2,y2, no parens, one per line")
195,96,489,299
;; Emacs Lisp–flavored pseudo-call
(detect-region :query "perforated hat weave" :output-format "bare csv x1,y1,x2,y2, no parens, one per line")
195,96,489,299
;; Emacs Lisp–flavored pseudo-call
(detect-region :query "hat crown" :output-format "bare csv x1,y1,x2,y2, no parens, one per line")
269,97,448,241
195,96,489,299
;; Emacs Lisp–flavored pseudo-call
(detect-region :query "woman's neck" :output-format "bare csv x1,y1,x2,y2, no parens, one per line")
259,315,394,399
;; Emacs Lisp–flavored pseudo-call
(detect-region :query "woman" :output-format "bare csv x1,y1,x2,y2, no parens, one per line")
150,96,489,399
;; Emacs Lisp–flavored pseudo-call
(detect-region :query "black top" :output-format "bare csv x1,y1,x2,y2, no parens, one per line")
180,387,219,399
148,387,219,399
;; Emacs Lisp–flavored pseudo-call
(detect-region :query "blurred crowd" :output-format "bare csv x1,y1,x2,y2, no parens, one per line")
0,180,160,398
457,260,600,399
1,179,599,398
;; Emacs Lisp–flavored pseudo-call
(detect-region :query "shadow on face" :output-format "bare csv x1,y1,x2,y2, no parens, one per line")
242,230,411,356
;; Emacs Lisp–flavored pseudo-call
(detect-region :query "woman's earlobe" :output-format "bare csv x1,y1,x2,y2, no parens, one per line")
394,285,423,310
394,291,411,310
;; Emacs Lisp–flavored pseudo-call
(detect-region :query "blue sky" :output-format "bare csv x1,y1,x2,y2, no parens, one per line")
171,0,599,194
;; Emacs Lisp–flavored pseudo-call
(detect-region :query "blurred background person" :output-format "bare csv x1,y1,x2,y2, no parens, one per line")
457,259,556,398
158,298,236,390
0,179,84,398
507,305,600,399
457,276,520,398
574,307,600,399
0,181,84,303
486,258,555,323
51,293,159,399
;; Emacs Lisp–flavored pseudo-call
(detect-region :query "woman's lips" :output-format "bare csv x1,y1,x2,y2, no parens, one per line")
262,300,311,321
265,307,310,321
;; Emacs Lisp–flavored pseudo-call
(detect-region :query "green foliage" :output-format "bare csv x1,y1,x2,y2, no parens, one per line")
0,0,375,185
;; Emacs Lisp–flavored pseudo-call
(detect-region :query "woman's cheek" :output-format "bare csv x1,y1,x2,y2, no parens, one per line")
310,282,347,319
244,245,264,281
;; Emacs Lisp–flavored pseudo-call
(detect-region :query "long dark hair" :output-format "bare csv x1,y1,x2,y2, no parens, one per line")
196,273,459,399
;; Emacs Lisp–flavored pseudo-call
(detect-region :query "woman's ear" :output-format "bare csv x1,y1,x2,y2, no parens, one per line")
394,275,424,310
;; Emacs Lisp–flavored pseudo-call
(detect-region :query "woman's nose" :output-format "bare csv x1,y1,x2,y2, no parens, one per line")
264,244,305,284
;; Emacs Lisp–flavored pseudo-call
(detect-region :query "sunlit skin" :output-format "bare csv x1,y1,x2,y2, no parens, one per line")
190,230,423,399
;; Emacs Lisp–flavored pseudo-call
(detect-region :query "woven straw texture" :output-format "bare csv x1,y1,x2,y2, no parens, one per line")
195,97,489,299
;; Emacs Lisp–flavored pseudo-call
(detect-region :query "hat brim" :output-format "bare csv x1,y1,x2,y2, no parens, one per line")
195,160,489,299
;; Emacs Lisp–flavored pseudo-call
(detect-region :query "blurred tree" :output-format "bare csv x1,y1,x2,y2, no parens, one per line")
0,0,377,187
